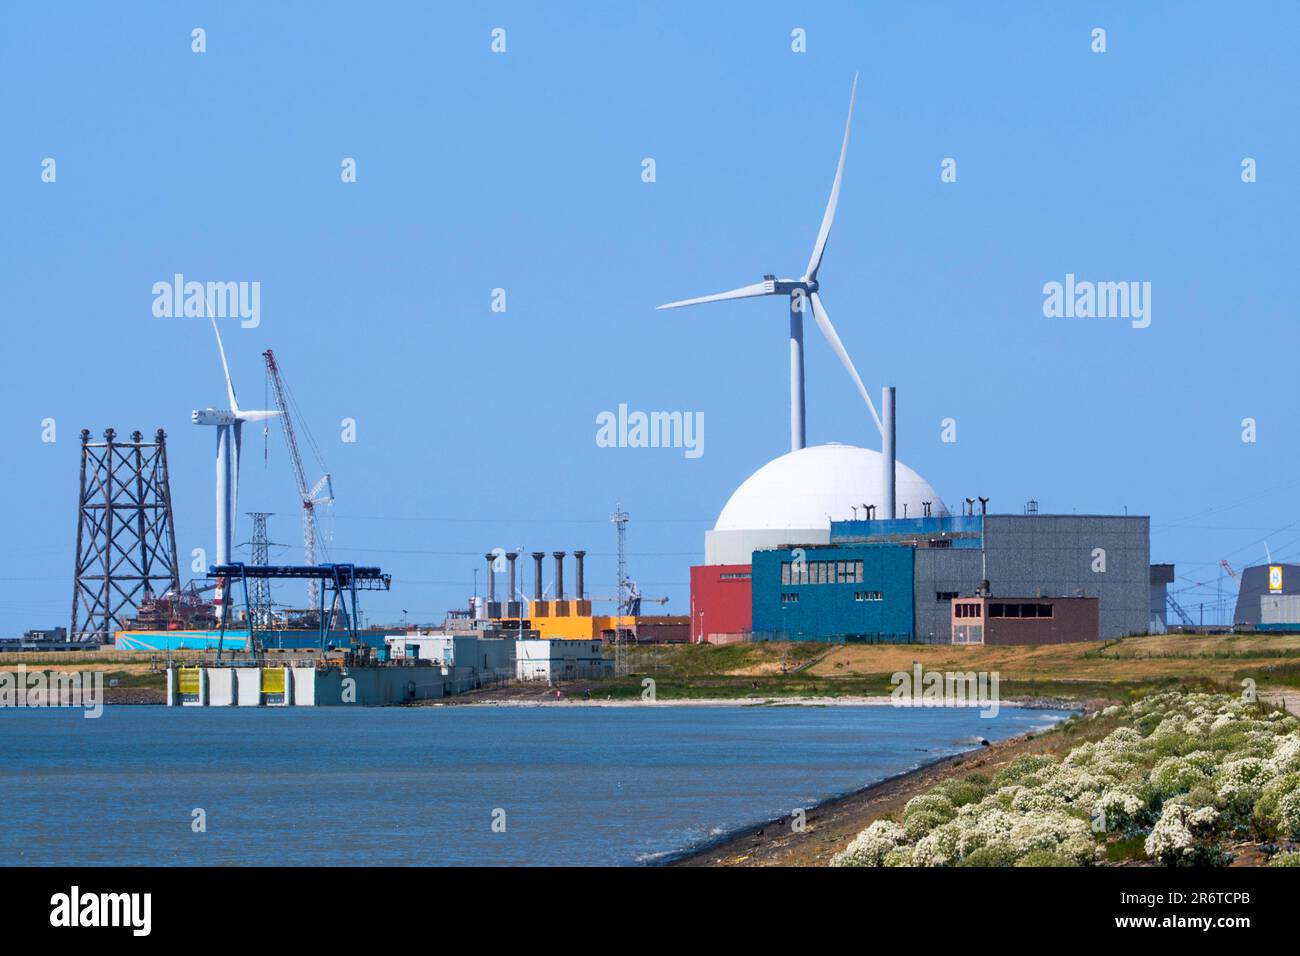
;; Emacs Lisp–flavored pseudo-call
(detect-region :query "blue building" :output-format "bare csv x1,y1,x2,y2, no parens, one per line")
751,544,915,642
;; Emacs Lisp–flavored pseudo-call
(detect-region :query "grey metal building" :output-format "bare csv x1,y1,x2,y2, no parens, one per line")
831,514,1155,642
1232,563,1300,626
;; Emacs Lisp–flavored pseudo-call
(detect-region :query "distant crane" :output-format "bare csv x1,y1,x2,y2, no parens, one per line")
1220,559,1240,628
590,588,669,616
263,349,334,609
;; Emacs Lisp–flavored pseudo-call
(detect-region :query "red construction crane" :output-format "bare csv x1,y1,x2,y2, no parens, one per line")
263,349,334,609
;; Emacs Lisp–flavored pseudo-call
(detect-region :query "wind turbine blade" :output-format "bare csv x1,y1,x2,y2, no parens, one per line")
809,292,883,434
804,74,858,282
236,409,281,423
210,316,240,414
657,280,775,310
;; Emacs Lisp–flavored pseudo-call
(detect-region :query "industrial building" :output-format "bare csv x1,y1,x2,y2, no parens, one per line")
689,435,1161,644
951,596,1099,645
689,564,752,644
704,513,1153,644
751,545,915,642
388,633,611,684
1232,563,1300,629
167,659,448,707
477,548,682,643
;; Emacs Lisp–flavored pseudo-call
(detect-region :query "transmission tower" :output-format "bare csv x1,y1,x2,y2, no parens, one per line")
71,428,180,643
242,512,276,628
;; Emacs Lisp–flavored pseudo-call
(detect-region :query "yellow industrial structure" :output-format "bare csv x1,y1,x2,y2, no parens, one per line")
496,599,634,641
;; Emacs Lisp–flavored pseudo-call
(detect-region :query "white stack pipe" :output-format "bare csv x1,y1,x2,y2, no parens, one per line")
882,386,896,520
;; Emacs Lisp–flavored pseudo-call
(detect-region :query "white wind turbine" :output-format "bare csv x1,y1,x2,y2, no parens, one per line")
192,316,279,609
657,74,882,453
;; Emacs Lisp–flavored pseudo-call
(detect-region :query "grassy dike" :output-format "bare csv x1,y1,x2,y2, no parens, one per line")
587,632,1300,705
5,632,1300,706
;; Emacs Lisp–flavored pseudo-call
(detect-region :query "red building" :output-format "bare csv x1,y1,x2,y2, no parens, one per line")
689,564,752,643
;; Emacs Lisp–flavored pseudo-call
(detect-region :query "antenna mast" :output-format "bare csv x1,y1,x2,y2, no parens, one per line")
611,503,630,672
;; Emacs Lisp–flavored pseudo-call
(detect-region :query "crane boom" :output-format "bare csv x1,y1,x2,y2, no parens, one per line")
263,349,333,610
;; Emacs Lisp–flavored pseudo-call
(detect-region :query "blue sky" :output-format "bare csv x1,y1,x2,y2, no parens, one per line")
2,2,1297,632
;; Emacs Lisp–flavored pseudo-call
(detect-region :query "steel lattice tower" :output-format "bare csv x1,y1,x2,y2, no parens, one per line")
244,511,275,628
70,428,180,643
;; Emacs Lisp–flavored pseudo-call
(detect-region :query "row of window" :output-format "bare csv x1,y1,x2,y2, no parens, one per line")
990,602,1055,619
780,559,866,586
782,590,884,604
956,602,1055,619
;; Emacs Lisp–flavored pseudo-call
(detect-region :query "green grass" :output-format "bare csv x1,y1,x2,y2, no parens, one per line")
1104,835,1149,863
1234,661,1300,689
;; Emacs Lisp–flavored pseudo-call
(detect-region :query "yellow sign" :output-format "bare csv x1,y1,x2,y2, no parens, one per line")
177,667,200,695
1269,565,1284,593
261,668,285,694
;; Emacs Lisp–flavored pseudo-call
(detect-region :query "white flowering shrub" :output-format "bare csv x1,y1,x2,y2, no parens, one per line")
1145,802,1221,866
911,821,962,867
831,819,905,867
1269,734,1300,774
1216,757,1276,819
1278,791,1300,840
1252,771,1300,840
833,693,1300,868
1011,787,1069,815
903,793,954,821
1150,754,1214,798
1093,786,1147,832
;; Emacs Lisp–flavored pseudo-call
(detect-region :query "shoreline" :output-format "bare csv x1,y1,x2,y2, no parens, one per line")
663,705,1097,867
429,694,1079,710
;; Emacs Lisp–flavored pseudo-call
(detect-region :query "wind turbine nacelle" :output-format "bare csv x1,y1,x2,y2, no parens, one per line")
192,408,238,426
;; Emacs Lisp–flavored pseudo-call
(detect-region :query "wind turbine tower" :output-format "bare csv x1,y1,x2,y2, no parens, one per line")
191,317,279,612
658,75,882,455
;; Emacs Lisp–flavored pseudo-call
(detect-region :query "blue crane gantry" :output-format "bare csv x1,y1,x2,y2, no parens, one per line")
209,562,391,658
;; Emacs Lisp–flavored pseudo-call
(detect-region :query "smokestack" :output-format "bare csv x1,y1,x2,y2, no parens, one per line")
484,553,496,602
532,552,545,600
573,550,586,600
506,552,518,601
553,551,566,600
882,385,896,520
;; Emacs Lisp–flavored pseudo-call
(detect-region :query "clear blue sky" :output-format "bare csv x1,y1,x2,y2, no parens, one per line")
2,2,1297,633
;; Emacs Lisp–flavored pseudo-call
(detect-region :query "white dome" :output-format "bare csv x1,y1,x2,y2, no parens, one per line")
713,443,948,531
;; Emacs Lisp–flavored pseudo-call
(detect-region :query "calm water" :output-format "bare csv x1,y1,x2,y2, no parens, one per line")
0,704,1069,865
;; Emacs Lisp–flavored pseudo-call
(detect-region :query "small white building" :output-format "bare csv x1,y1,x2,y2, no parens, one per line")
385,633,515,692
514,639,612,683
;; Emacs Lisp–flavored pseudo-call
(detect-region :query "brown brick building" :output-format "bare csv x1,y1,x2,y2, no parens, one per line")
951,595,1099,645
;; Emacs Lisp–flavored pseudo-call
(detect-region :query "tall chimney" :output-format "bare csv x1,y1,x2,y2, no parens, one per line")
484,553,496,602
553,551,566,600
532,552,545,600
573,550,586,600
882,385,896,520
506,552,518,602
